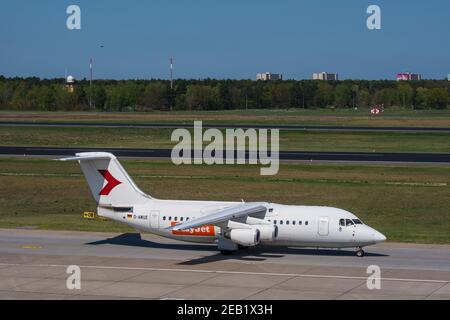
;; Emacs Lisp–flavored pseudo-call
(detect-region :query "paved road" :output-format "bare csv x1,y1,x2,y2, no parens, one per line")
1,121,450,133
0,146,449,164
0,229,449,300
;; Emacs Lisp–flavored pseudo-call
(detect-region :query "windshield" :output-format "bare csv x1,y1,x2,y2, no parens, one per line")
352,219,363,225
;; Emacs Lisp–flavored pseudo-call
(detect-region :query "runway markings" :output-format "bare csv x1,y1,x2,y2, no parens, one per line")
0,262,448,284
19,245,43,249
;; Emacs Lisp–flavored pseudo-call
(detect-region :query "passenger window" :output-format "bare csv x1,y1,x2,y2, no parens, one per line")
286,220,290,225
305,221,308,226
169,216,172,221
273,220,277,224
280,220,284,225
174,217,178,221
180,217,184,221
292,221,296,225
163,216,166,221
346,219,354,226
299,221,302,225
339,219,345,226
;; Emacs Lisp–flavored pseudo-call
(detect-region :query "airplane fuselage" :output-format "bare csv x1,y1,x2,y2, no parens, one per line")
98,199,386,249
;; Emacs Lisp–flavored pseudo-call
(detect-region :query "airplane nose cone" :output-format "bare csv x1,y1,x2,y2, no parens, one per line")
374,231,386,243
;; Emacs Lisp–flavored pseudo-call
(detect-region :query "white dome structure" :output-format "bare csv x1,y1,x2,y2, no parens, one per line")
65,75,76,93
66,75,75,83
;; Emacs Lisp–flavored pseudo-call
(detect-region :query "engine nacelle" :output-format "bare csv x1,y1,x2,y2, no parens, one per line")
253,224,278,242
229,228,260,247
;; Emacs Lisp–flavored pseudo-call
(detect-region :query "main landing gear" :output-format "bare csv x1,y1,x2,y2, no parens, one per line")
356,247,365,257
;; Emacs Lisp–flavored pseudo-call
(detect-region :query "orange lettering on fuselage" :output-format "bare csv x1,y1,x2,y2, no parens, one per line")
171,221,215,236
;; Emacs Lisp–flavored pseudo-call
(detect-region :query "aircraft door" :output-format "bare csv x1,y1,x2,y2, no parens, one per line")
318,217,329,236
150,210,160,229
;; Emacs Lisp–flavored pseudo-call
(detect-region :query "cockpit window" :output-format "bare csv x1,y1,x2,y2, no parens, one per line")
352,219,363,224
339,219,345,226
345,219,354,226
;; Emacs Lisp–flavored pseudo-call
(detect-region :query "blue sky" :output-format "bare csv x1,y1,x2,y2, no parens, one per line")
0,0,449,80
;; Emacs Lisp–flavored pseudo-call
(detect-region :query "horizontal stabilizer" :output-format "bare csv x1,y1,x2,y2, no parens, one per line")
57,152,116,162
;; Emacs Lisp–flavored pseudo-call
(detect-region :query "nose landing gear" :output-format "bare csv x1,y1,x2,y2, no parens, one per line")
356,247,365,257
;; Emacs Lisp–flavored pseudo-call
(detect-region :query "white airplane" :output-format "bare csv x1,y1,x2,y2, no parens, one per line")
60,152,386,257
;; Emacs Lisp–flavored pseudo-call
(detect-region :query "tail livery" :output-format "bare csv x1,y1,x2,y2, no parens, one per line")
59,152,151,206
98,169,122,195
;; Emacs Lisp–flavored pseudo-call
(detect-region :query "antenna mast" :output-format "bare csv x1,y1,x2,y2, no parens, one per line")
89,57,93,109
170,57,174,90
169,57,174,111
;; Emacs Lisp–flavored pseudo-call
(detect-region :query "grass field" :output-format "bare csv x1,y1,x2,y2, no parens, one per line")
0,158,449,243
0,126,449,153
1,109,450,127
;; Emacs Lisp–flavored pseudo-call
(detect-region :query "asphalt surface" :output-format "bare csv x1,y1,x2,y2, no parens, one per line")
1,121,450,132
1,146,449,164
0,229,449,300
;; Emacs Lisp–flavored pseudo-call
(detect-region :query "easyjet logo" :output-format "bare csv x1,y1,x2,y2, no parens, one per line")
170,222,215,236
98,170,121,195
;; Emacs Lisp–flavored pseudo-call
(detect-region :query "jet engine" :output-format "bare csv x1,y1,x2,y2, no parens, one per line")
229,228,260,247
253,224,278,242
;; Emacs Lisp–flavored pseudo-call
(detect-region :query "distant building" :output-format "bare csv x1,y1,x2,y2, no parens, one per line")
65,75,76,93
396,72,422,81
313,72,339,81
256,72,283,81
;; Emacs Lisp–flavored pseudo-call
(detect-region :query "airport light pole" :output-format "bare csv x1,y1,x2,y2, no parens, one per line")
89,57,93,109
170,57,173,90
170,57,174,111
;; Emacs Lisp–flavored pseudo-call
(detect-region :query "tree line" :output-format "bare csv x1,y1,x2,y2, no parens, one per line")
0,75,449,111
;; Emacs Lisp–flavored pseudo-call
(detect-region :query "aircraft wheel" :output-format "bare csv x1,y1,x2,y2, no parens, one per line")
356,248,365,257
220,250,234,255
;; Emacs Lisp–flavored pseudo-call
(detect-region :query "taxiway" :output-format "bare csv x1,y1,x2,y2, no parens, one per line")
0,229,449,300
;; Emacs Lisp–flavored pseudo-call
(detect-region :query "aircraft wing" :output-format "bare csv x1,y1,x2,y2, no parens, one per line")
168,202,267,231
